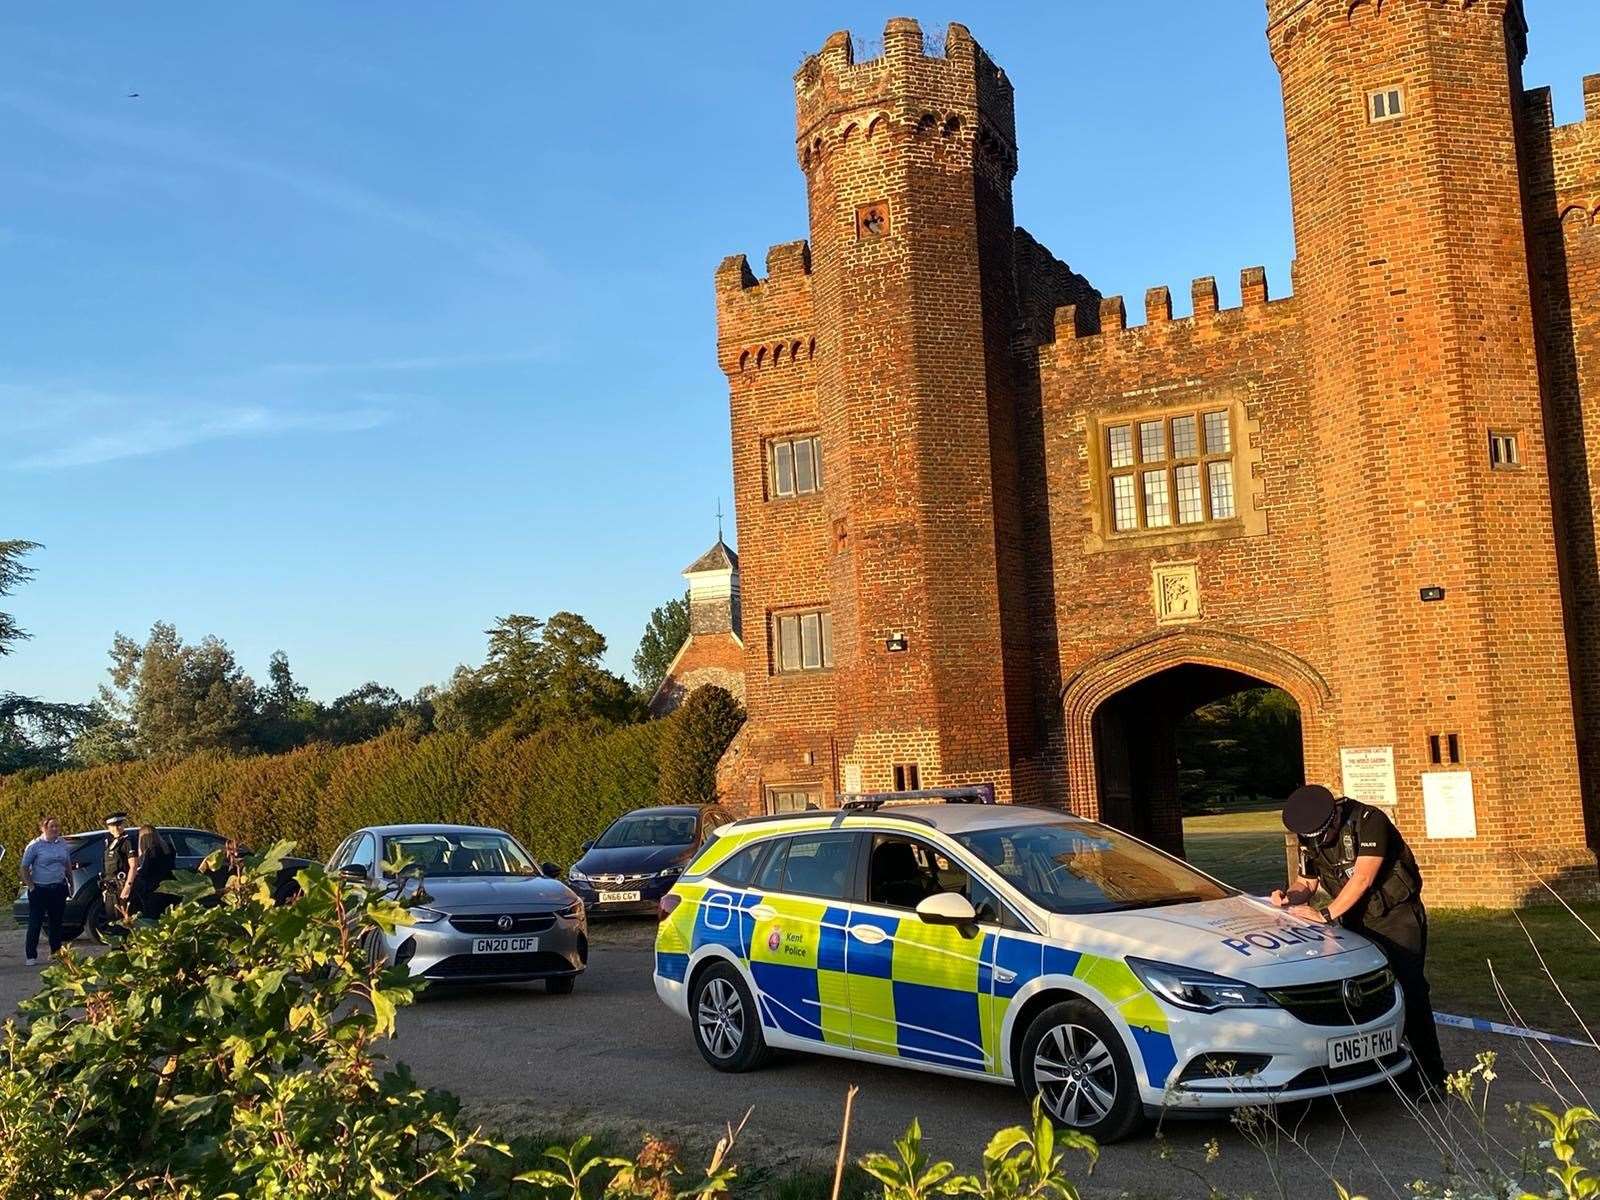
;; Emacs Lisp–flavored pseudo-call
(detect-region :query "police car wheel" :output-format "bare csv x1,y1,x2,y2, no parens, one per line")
1019,1001,1142,1143
691,962,768,1072
85,901,122,945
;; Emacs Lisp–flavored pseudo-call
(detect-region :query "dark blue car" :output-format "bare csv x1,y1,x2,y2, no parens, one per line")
566,806,705,916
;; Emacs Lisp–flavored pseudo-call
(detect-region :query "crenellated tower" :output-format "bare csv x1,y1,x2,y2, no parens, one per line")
1270,0,1593,898
792,19,1037,801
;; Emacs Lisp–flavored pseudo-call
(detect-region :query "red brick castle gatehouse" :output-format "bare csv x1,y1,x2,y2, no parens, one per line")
710,2,1600,906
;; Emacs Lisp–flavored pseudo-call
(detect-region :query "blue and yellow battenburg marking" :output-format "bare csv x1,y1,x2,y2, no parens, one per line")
656,843,1178,1090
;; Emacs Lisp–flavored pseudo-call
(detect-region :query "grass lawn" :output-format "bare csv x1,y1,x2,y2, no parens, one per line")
1182,806,1600,1037
1428,901,1600,1037
1183,806,1289,895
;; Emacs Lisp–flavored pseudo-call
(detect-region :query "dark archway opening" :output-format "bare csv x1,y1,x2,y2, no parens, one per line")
1092,664,1303,890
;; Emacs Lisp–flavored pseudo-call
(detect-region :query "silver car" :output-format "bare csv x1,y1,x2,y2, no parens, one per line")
328,824,587,993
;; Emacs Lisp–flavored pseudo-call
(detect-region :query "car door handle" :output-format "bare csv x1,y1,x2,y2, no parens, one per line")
849,925,888,945
994,967,1018,985
750,905,777,921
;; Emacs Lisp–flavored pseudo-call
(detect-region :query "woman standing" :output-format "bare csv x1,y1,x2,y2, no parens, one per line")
123,826,176,921
20,816,72,964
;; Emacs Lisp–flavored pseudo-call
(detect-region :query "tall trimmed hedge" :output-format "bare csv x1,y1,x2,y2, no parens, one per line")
0,718,672,870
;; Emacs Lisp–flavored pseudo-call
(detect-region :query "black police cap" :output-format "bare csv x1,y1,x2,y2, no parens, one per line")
1282,784,1338,835
104,811,129,825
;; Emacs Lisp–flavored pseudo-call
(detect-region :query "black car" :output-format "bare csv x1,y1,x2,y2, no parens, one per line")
10,827,310,942
566,806,707,916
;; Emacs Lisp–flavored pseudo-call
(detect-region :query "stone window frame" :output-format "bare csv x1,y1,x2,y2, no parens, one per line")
766,432,824,501
1368,86,1405,123
1083,394,1265,554
770,606,835,675
767,785,822,815
1488,429,1521,471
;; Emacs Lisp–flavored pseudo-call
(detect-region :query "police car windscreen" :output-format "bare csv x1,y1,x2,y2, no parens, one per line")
954,821,1232,915
383,833,538,877
594,813,698,849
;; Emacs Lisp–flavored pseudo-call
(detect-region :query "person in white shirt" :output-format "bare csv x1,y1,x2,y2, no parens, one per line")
20,816,73,965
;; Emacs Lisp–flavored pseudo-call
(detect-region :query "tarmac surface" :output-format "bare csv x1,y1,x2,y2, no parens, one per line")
4,917,1596,1199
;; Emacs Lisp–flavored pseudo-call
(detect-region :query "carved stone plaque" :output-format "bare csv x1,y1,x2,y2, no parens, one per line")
1152,562,1201,625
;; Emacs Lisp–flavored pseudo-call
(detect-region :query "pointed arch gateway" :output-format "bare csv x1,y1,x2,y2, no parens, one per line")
1059,629,1331,856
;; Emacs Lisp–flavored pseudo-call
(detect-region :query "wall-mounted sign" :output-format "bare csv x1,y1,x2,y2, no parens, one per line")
1339,746,1397,808
1422,770,1476,839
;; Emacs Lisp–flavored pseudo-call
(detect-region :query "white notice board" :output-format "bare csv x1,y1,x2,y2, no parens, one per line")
1340,746,1397,808
1421,770,1477,839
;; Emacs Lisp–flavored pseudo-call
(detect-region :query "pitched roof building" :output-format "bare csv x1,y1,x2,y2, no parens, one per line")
649,539,745,717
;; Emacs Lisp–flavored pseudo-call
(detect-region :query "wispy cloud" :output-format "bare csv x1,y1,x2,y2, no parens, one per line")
10,399,393,470
265,348,553,375
0,89,545,282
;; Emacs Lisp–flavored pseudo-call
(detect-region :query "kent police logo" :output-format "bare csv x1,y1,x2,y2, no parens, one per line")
767,927,782,952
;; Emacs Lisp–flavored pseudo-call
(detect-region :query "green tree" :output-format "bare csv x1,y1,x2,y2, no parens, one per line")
0,846,497,1197
632,593,690,697
1175,686,1303,812
435,612,639,737
317,682,415,745
656,685,744,807
101,622,261,756
0,540,98,773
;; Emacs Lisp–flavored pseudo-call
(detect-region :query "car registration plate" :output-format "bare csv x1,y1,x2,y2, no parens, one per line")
600,890,642,903
471,936,539,954
1327,1026,1397,1068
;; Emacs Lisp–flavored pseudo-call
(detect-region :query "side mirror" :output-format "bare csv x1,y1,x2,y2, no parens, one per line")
338,864,369,882
540,862,561,878
915,892,978,930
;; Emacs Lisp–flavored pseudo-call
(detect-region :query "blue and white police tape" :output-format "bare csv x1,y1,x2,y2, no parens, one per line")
1434,1011,1597,1049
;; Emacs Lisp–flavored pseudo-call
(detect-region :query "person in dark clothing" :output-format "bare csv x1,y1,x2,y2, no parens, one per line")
101,812,139,926
1272,784,1447,1094
123,825,176,921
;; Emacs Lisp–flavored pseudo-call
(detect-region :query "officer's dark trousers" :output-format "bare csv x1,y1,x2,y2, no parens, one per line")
1350,901,1447,1087
25,882,67,959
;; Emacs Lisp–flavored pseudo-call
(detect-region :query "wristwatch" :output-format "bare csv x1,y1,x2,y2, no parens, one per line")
1318,908,1335,924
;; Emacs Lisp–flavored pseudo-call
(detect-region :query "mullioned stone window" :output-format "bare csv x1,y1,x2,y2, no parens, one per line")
768,434,824,499
1082,396,1266,553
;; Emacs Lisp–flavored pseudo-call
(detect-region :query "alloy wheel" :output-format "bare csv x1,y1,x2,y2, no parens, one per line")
1032,1022,1119,1128
697,977,745,1059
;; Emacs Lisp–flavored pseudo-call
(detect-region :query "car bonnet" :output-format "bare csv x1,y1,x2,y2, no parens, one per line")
398,874,575,911
1050,895,1385,980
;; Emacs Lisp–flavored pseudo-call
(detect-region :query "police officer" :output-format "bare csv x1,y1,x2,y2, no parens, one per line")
101,812,139,927
1272,783,1447,1093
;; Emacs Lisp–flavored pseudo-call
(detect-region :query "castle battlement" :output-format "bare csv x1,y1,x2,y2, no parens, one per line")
714,242,815,374
793,18,1014,169
1269,0,1527,64
1050,267,1292,348
1521,76,1600,213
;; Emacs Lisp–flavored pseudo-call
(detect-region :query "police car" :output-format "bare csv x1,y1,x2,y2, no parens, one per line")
654,791,1408,1142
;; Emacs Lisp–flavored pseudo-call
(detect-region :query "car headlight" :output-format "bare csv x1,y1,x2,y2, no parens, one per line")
656,866,683,879
1125,957,1274,1013
557,901,582,919
568,868,589,883
406,906,448,925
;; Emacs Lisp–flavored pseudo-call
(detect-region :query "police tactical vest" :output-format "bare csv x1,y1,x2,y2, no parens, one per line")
1299,801,1422,920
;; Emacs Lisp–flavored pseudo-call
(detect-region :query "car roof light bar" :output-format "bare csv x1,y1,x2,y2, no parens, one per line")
839,784,997,812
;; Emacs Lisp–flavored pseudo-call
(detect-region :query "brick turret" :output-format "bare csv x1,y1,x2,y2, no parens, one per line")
792,19,1036,800
1270,0,1593,900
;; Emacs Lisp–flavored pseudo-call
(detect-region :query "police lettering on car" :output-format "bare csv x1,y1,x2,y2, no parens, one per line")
655,792,1415,1142
1272,783,1446,1093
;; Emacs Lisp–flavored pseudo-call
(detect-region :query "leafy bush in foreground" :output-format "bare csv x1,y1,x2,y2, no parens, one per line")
0,847,496,1200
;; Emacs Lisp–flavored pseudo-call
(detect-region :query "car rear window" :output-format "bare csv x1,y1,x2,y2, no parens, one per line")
707,841,766,887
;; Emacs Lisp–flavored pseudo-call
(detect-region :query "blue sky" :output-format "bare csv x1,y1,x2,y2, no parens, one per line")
3,2,1595,705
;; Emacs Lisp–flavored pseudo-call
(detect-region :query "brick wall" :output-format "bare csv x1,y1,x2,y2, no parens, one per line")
710,7,1600,904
